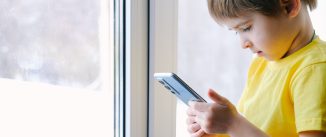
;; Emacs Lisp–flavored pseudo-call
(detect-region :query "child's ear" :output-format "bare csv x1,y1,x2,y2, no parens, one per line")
280,0,301,18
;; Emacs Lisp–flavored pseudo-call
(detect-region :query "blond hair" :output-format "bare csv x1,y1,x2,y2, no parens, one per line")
207,0,317,21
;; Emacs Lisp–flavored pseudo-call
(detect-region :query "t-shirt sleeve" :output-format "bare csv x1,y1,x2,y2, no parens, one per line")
291,63,326,133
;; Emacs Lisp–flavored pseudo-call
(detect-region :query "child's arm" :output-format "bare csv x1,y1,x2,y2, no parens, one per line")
187,89,269,137
226,114,269,137
299,131,326,137
291,64,326,137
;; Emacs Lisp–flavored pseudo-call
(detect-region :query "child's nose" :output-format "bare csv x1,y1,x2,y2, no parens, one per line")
239,35,252,49
241,41,252,49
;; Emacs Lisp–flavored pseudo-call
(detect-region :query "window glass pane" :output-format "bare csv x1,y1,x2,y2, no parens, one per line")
0,0,105,89
176,0,326,136
0,0,114,136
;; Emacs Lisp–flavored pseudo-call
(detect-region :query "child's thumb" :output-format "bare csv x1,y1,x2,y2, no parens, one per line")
208,89,228,106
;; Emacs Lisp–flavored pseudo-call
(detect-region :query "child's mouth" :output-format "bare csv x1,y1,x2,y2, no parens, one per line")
256,51,263,56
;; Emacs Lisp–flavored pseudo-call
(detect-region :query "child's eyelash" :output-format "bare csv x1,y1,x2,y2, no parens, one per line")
242,26,251,32
233,26,251,35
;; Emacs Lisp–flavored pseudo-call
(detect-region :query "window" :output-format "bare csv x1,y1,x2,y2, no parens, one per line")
0,0,114,137
310,0,326,40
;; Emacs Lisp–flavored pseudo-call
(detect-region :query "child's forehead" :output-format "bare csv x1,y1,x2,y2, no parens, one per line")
221,14,254,29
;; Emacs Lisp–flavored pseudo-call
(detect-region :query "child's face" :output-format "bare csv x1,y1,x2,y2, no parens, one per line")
223,12,296,61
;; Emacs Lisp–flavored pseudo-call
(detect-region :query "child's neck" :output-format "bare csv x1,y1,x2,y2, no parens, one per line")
283,9,315,58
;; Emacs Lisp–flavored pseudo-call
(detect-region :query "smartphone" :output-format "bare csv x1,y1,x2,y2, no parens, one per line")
154,73,206,106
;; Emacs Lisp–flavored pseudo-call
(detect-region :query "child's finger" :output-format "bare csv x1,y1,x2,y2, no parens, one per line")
187,123,201,133
186,116,196,124
187,107,197,116
189,101,210,112
194,112,206,126
208,89,229,106
190,128,206,137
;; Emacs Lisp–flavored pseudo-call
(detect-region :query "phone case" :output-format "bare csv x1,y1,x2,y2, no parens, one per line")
154,73,206,106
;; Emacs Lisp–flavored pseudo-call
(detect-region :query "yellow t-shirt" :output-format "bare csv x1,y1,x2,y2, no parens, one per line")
206,37,326,137
236,37,326,136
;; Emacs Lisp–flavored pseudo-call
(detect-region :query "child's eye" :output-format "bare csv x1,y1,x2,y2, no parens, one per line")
234,26,251,35
242,26,251,32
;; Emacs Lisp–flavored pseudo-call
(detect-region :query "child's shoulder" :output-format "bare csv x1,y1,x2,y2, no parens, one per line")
246,37,326,76
275,37,326,67
301,37,326,64
311,37,326,50
288,37,326,78
315,37,326,52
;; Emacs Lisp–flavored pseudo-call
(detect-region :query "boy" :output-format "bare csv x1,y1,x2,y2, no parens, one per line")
186,0,326,137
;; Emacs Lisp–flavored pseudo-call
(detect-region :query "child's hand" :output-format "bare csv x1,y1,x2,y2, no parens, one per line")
186,89,239,136
186,108,207,137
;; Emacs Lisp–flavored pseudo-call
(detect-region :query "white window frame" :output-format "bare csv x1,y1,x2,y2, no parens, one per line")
124,0,149,137
148,0,178,136
125,0,178,137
